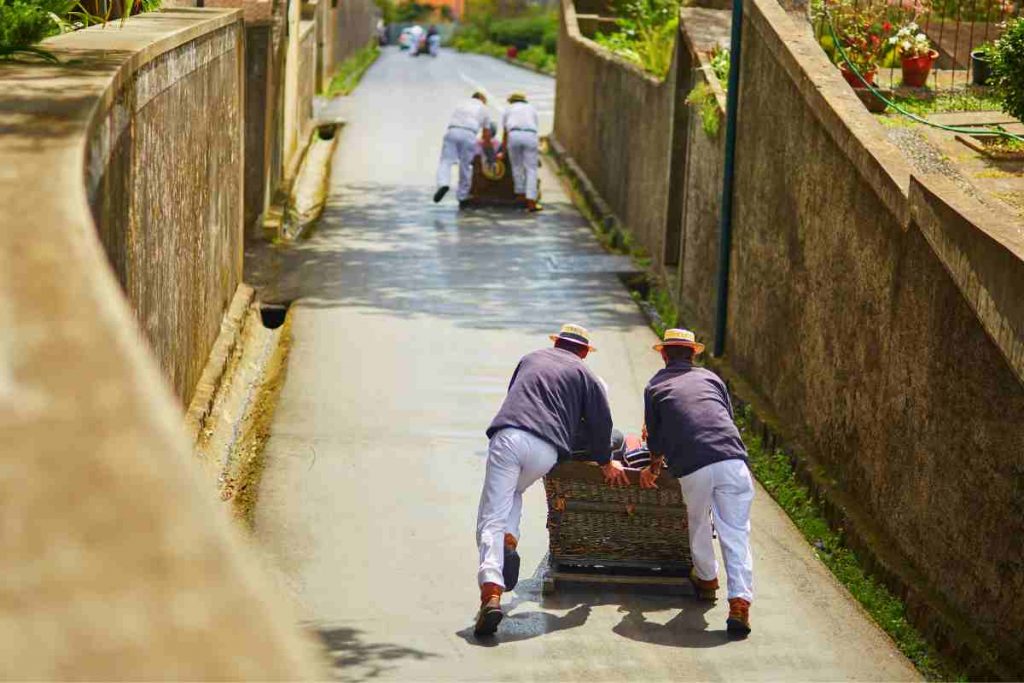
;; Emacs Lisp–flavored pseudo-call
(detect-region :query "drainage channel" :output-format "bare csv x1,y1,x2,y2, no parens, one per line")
259,301,292,330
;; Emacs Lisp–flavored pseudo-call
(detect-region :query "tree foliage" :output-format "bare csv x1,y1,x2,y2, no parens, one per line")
991,17,1024,122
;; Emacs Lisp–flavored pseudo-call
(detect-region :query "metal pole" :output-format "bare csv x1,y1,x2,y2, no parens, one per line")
712,0,743,357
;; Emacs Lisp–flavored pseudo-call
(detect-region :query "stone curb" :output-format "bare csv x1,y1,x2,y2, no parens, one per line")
184,283,255,444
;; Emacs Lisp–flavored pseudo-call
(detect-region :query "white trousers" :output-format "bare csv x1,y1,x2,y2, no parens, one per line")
436,127,477,200
476,428,557,587
507,130,539,200
678,459,754,602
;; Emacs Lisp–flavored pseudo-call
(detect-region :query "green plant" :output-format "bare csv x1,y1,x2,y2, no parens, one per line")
326,41,380,97
593,0,678,77
990,17,1024,122
735,406,961,681
709,44,729,84
394,0,432,23
815,0,893,74
518,43,555,71
488,11,556,51
685,81,721,137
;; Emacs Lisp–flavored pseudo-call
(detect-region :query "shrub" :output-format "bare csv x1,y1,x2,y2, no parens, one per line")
991,17,1024,122
488,11,557,51
518,43,554,71
1,0,160,60
685,81,721,137
593,0,679,77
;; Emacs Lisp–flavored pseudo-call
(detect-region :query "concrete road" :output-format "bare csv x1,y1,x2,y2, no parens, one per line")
252,48,919,681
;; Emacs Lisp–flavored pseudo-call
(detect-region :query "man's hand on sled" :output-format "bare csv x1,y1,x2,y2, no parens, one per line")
639,465,659,489
601,460,630,488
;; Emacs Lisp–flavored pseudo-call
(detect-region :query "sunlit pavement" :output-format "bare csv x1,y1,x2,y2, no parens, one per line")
252,47,920,681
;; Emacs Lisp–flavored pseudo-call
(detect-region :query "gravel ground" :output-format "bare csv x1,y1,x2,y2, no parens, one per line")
885,126,985,202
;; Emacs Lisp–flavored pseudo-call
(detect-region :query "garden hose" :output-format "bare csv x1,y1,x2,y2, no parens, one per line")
822,9,1024,143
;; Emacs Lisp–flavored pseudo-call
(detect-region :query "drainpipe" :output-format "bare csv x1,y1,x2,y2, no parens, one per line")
712,0,743,357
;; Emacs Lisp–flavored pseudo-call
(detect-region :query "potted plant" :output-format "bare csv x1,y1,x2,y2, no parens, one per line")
890,23,938,87
818,0,892,88
971,41,995,86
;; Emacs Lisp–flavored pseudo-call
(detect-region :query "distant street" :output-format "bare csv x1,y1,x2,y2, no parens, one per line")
252,47,920,681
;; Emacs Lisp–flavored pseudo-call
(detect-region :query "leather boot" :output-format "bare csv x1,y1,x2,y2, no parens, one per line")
474,583,504,637
727,598,752,636
503,533,521,591
689,567,719,601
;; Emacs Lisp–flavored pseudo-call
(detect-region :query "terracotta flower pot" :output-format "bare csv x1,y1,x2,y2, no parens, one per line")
901,50,938,88
841,67,877,88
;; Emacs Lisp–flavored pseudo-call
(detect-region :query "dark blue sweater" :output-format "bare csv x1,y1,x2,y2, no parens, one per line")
487,347,613,463
644,360,748,477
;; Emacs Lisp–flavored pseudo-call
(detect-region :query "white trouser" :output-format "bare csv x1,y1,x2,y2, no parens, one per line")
428,35,440,56
507,130,539,200
476,428,557,587
678,458,754,602
436,127,477,201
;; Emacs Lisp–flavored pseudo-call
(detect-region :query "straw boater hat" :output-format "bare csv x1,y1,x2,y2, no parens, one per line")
507,91,527,103
653,328,705,354
550,323,597,352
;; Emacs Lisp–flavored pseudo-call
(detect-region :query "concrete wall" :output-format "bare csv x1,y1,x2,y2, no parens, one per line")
0,10,320,678
554,0,675,268
555,0,1024,675
727,2,1024,675
330,0,380,66
88,14,243,406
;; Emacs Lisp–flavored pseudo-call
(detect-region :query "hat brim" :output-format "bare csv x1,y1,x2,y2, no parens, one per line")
653,339,705,354
550,334,597,352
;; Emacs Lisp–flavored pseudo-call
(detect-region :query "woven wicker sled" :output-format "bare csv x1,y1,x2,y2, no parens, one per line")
463,156,542,207
542,461,692,593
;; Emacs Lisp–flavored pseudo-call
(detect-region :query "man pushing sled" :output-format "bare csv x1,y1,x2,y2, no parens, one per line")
473,324,630,636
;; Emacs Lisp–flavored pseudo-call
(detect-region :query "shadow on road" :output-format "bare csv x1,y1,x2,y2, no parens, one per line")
454,574,728,650
315,625,439,680
245,183,641,336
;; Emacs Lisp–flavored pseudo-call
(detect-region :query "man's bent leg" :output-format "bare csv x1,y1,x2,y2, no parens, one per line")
476,430,523,589
501,431,558,590
436,132,457,189
522,138,539,201
456,133,476,201
711,459,754,603
679,466,718,584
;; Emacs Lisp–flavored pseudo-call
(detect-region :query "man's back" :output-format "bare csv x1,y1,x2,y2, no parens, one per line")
645,361,747,478
449,99,489,131
487,347,611,461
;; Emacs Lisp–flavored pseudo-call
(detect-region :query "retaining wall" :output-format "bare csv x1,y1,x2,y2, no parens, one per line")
728,2,1024,675
555,0,1024,675
88,11,244,406
0,10,319,677
554,0,676,268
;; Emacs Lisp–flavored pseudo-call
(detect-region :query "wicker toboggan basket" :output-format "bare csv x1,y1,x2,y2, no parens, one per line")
543,461,691,572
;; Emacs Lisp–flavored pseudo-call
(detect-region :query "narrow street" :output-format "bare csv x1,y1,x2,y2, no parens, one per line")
253,47,919,681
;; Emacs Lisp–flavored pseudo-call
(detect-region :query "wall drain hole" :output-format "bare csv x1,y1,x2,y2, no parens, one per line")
317,123,338,140
259,302,291,329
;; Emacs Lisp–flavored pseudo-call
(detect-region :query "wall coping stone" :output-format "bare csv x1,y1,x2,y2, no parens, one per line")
910,174,1024,387
745,0,913,225
0,9,320,677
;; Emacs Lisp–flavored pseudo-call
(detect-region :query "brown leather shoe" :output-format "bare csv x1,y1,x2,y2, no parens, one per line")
727,598,751,636
474,596,503,637
689,567,720,601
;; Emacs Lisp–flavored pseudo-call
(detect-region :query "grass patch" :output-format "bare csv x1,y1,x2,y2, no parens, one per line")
735,405,961,681
326,41,380,98
883,91,1003,118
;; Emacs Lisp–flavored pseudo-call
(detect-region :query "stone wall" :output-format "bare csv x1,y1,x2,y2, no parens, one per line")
555,0,1024,675
331,0,380,66
554,0,676,268
0,10,320,678
88,17,243,406
727,2,1024,675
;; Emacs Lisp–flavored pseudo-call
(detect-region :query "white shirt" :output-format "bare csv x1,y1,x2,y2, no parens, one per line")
448,98,491,132
502,102,539,133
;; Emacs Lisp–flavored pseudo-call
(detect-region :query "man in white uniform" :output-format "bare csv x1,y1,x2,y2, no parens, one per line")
434,92,492,208
501,92,541,212
639,328,755,637
407,24,424,55
473,324,630,637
